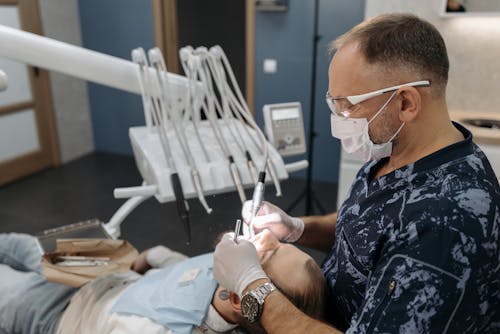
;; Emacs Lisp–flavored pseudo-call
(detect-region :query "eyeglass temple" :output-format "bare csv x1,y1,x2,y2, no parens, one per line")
347,80,430,105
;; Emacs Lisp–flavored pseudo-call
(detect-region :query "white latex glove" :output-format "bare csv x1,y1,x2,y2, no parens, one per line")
213,233,268,296
241,200,305,242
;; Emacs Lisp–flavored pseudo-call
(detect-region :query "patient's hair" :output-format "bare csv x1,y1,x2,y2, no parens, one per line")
213,231,326,333
330,13,449,97
270,258,325,319
241,258,326,334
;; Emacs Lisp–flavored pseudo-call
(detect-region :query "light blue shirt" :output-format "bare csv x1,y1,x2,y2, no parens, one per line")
111,253,218,334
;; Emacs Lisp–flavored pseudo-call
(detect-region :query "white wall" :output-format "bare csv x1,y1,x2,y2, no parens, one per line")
365,0,500,114
462,0,500,12
38,0,94,163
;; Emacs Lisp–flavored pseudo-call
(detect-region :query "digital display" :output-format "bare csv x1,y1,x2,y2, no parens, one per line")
272,107,300,121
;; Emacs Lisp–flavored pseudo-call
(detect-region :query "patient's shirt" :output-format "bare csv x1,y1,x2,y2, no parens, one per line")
57,247,237,334
0,233,77,334
111,253,218,334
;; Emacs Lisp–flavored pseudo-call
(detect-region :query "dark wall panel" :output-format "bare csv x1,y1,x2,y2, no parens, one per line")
78,0,155,155
255,0,365,183
177,0,246,92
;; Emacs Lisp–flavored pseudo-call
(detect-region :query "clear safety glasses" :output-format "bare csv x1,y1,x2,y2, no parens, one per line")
325,80,430,118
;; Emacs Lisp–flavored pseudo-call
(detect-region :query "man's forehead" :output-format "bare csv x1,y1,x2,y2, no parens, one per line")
329,43,380,96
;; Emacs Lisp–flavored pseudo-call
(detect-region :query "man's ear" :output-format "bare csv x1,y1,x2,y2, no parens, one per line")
398,87,421,123
229,292,241,313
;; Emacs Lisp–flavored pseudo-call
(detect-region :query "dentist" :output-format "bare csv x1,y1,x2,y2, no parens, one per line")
214,13,499,334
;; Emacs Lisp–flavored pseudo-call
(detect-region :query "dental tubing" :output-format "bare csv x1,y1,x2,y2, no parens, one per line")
148,48,213,215
184,49,247,203
132,44,287,238
209,46,282,196
132,48,191,243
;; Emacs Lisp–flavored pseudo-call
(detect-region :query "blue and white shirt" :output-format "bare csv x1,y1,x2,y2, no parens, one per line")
322,123,499,333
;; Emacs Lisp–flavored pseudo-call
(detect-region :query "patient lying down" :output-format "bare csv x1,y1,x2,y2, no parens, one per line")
0,231,325,334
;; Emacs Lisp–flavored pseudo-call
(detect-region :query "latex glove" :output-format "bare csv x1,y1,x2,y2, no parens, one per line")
213,233,268,296
241,200,305,242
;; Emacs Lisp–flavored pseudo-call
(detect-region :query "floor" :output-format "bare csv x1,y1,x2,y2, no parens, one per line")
0,153,338,262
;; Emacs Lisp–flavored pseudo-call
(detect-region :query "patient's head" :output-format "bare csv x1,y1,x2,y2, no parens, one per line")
252,229,325,319
220,229,325,333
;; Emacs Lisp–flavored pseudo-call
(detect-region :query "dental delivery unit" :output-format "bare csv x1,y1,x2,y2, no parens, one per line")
0,24,308,243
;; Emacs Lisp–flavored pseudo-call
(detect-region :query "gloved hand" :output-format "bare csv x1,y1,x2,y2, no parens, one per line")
213,233,268,296
241,200,305,242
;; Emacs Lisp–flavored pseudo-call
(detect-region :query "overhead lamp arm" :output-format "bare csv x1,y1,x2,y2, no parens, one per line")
0,24,190,99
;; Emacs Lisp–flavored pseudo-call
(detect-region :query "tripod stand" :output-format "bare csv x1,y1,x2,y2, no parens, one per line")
286,0,326,216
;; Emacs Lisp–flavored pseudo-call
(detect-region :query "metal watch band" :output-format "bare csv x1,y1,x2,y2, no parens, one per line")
249,282,276,304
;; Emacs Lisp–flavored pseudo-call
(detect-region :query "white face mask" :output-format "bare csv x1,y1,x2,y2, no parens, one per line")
330,91,404,162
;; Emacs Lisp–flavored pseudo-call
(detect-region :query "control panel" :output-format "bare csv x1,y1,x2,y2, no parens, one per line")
263,102,306,157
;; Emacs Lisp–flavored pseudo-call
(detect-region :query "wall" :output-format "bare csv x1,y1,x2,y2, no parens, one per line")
75,0,366,182
38,0,94,163
365,0,500,115
78,0,155,155
177,0,246,92
254,0,365,182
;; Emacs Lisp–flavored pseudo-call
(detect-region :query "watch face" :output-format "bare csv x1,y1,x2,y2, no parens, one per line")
241,294,261,323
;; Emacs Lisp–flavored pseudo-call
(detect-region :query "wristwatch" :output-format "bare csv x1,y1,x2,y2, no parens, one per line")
241,281,276,323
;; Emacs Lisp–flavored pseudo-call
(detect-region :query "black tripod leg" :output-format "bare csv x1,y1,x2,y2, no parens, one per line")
285,188,307,213
283,0,329,217
311,190,326,214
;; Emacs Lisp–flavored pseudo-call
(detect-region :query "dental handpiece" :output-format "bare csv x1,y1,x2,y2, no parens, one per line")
229,155,247,203
266,159,282,197
249,172,266,238
171,172,191,244
234,219,242,244
246,151,258,184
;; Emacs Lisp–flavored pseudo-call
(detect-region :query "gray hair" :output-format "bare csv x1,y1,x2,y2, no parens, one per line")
330,13,449,97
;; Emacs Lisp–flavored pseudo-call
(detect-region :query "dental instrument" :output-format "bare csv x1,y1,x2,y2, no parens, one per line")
248,172,266,238
54,256,111,267
133,47,192,244
148,47,213,215
234,219,242,243
198,48,259,185
208,46,283,197
0,69,7,92
178,46,211,163
187,51,247,203
201,47,277,226
206,47,282,230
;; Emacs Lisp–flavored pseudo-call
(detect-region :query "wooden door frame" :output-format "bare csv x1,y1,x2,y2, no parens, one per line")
0,0,60,185
152,0,179,74
151,0,256,114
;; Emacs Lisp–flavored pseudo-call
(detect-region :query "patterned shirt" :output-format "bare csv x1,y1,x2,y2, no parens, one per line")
322,123,499,333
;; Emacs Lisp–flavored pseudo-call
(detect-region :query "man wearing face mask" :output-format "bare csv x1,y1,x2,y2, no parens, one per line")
213,13,499,334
